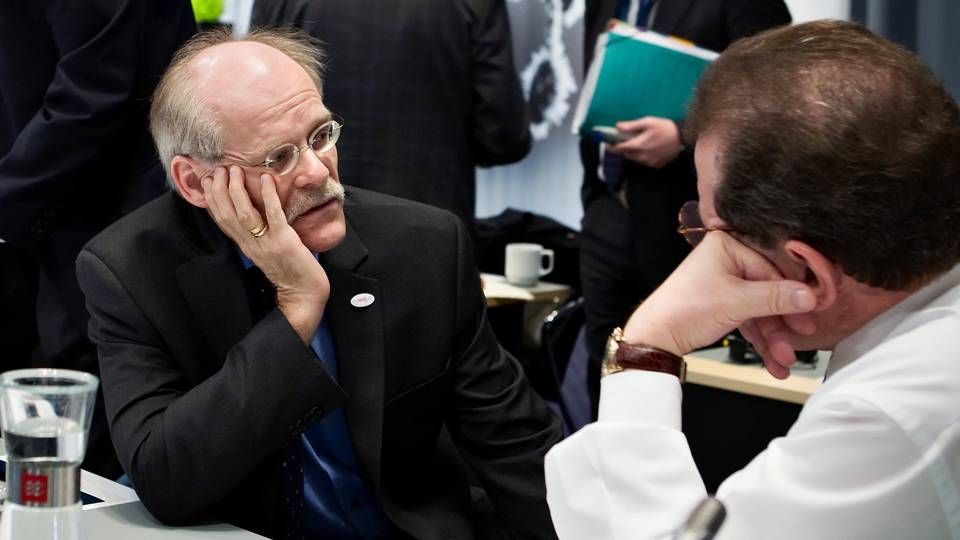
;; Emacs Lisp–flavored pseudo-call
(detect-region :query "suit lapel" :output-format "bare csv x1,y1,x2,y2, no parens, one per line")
652,0,694,35
174,198,387,487
320,216,386,488
175,209,253,362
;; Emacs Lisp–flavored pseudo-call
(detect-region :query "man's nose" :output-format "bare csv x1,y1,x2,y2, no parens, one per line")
294,147,331,187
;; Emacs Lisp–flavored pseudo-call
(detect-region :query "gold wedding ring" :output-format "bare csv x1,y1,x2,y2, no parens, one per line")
249,222,268,238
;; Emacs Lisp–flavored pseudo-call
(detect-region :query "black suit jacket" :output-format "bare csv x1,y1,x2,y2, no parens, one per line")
0,0,196,476
0,0,195,263
76,188,561,539
252,0,531,229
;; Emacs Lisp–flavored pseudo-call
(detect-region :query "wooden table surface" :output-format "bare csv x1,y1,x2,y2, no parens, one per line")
684,347,828,404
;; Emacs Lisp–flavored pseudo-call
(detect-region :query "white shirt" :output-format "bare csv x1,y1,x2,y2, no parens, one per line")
545,264,960,540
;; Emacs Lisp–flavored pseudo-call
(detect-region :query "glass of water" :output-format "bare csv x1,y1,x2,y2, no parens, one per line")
0,369,98,540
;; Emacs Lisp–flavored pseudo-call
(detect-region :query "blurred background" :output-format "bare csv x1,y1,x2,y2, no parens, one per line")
475,0,959,230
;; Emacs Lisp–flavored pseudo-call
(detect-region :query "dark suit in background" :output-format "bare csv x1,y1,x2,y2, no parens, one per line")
77,188,561,539
579,0,791,411
252,0,532,232
0,0,196,477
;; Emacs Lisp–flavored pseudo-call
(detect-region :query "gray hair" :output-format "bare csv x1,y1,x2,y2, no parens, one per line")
149,27,326,186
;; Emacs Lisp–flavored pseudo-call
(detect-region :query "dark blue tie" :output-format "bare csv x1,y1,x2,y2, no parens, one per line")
616,0,657,27
282,444,306,540
601,147,624,193
637,0,656,28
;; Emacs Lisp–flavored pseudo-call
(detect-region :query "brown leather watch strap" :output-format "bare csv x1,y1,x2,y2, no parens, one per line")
614,343,686,381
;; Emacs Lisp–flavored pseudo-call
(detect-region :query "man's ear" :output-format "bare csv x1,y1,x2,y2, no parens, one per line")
170,155,209,208
783,240,841,312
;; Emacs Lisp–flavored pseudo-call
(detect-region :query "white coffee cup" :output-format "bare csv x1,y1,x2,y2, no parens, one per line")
505,243,555,287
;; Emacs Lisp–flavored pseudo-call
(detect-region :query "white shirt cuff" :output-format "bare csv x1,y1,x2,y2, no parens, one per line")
597,370,682,430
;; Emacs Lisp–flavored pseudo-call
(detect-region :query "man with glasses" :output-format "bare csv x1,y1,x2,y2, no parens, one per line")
546,21,960,538
76,28,561,539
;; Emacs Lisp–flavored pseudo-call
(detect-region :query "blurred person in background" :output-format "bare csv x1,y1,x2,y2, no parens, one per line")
0,0,196,477
578,0,790,415
252,0,532,237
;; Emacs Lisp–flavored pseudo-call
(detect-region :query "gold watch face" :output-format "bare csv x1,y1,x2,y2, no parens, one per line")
601,327,625,377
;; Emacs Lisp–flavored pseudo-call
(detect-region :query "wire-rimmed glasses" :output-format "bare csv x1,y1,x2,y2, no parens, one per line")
676,200,735,246
255,118,343,176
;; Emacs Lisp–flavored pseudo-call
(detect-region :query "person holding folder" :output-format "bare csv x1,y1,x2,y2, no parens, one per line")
578,0,790,415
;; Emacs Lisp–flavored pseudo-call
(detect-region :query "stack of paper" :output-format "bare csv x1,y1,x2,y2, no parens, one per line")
573,20,719,137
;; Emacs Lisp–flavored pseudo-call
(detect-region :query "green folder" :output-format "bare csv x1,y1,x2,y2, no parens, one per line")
573,21,719,138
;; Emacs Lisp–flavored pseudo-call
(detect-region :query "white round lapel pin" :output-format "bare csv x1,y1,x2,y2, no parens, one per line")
350,293,375,308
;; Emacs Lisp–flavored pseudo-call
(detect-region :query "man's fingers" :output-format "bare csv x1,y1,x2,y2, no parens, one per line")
616,117,652,132
756,316,796,372
201,176,219,218
613,130,653,152
611,136,645,154
763,327,795,380
783,312,817,336
739,320,769,358
742,315,799,379
260,174,286,227
204,167,231,222
227,166,264,232
743,319,792,379
738,320,761,348
762,354,792,380
724,235,785,282
740,320,790,379
735,279,816,321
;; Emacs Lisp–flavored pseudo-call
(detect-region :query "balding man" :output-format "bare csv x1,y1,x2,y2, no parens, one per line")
77,28,560,539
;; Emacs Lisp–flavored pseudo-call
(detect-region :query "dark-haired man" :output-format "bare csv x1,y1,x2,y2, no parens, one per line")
77,28,560,539
546,20,960,539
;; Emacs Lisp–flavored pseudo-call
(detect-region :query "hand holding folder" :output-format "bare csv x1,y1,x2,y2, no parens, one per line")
573,20,719,139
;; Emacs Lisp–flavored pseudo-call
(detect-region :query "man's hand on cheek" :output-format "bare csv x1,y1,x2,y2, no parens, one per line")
201,165,330,343
622,232,816,377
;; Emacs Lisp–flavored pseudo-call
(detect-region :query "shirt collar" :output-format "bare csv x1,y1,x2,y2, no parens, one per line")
827,263,960,378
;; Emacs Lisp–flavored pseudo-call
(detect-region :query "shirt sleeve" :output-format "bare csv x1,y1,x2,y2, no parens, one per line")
546,375,953,539
545,371,706,540
713,394,951,539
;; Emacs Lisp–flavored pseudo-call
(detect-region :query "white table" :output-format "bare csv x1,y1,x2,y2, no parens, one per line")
0,450,264,539
83,501,266,539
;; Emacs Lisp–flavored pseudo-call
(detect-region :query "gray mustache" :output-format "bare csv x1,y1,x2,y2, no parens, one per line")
285,181,345,223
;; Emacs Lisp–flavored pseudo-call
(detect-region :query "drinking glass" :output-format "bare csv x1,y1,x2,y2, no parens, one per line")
0,369,98,540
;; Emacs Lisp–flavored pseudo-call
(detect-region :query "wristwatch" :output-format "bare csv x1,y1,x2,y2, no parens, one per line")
602,327,686,381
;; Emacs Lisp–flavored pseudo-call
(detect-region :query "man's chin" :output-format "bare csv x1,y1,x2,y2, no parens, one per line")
293,204,347,253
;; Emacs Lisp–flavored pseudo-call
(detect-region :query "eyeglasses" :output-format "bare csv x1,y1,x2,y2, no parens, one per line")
200,118,344,177
676,200,735,246
254,118,343,176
